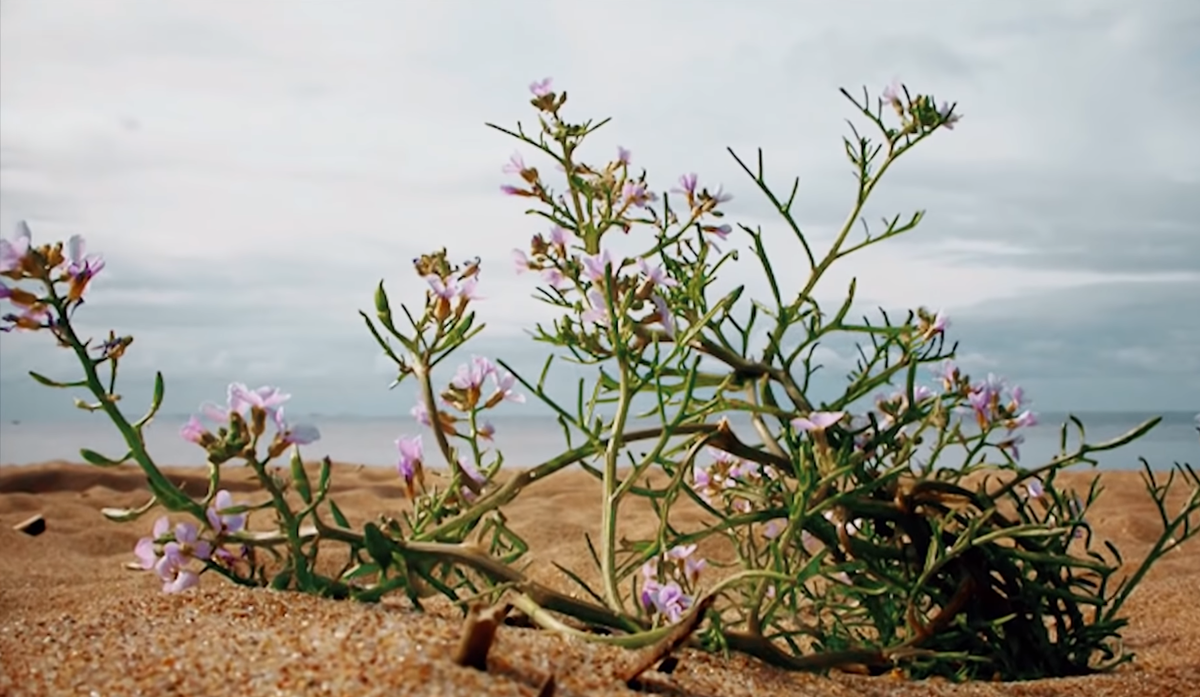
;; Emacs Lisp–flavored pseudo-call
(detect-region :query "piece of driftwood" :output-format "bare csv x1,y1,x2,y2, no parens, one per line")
13,514,46,536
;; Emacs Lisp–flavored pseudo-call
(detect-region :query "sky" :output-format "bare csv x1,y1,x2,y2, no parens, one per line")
1,0,1198,424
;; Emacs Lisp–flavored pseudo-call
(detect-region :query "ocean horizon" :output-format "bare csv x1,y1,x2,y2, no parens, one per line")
1,410,1196,471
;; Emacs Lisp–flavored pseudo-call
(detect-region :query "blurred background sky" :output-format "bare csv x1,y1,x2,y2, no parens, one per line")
1,0,1197,423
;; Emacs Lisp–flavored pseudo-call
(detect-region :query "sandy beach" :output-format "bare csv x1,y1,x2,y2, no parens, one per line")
2,461,1197,696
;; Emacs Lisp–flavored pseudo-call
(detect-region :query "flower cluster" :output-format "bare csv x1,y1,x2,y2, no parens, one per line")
396,355,523,498
180,383,321,462
882,82,961,134
133,490,249,593
417,251,482,324
693,448,775,514
931,361,1037,459
639,544,707,624
501,77,735,349
0,223,105,332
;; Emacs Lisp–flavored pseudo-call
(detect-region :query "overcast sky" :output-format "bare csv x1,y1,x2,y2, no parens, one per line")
1,0,1197,423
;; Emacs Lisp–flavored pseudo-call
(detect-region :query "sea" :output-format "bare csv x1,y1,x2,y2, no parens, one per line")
1,411,1197,471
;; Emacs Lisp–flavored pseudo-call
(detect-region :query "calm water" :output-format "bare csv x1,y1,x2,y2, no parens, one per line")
1,412,1196,471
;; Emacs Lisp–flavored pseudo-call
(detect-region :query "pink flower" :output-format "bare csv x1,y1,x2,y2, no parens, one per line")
616,146,631,165
396,435,423,485
933,360,960,391
63,235,105,281
426,274,458,301
939,101,961,129
137,519,212,594
922,309,948,339
270,406,320,445
502,152,526,175
512,249,533,274
0,221,32,274
162,521,212,565
179,415,208,444
228,383,291,417
411,400,431,426
134,516,171,570
651,294,675,338
425,274,479,303
792,411,845,433
458,276,481,302
489,369,525,404
0,304,50,333
673,174,698,197
701,224,732,251
581,250,614,283
763,519,785,540
549,226,572,248
650,582,691,623
529,77,553,97
882,81,902,105
998,434,1025,461
636,258,677,289
667,545,706,584
541,268,570,289
206,490,247,535
1007,410,1038,430
581,288,609,326
621,181,656,208
452,355,498,391
708,185,732,204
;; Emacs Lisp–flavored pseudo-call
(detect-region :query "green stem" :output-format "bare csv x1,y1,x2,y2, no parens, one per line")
245,455,310,587
416,357,480,495
601,361,633,611
44,282,203,518
417,422,719,542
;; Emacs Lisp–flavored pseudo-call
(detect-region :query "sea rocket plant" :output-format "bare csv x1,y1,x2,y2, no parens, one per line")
7,77,1198,683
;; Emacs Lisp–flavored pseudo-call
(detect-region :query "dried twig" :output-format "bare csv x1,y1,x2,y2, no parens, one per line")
453,601,512,672
620,594,716,687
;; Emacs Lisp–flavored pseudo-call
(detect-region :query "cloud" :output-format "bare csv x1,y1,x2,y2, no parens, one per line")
1,0,1197,424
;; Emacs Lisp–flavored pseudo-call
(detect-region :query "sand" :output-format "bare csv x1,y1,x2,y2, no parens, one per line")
2,461,1197,697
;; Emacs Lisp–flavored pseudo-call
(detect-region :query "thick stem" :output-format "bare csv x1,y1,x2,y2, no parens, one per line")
600,363,633,611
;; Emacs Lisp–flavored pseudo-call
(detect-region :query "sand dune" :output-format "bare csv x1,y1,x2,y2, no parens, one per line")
2,461,1197,696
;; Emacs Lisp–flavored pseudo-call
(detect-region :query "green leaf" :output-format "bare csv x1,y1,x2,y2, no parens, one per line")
151,371,165,414
270,569,293,590
144,474,198,514
316,456,332,498
363,523,393,573
374,281,394,326
552,561,607,606
133,372,167,428
28,371,87,389
101,495,158,522
290,448,313,504
329,499,351,529
344,562,381,581
80,448,130,468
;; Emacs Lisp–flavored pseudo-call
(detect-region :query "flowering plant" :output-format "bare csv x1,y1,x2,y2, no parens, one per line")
4,78,1198,684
